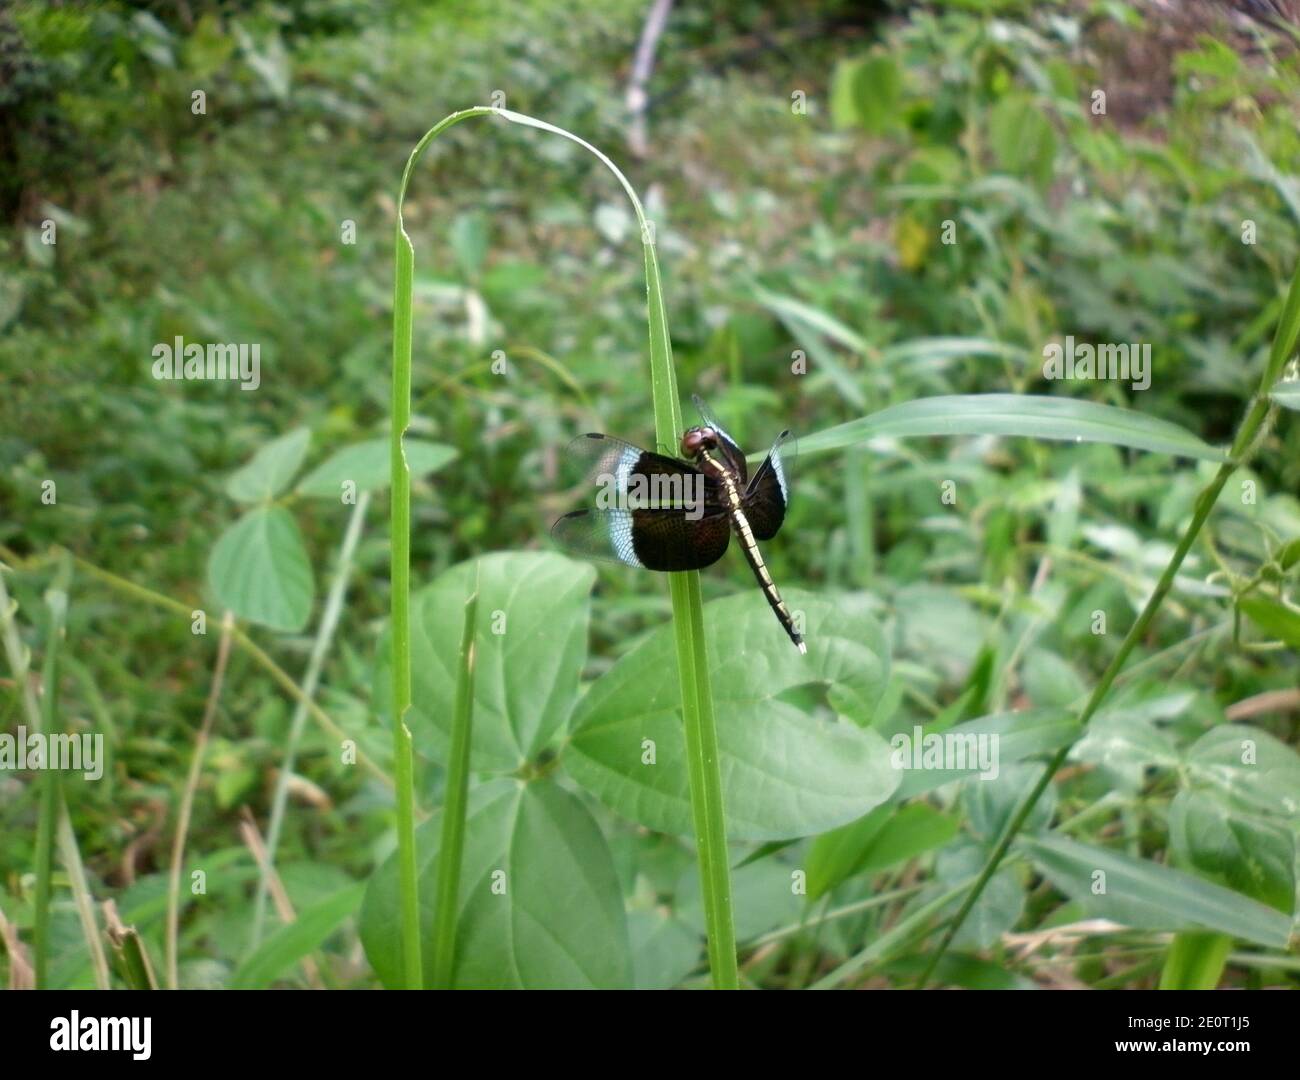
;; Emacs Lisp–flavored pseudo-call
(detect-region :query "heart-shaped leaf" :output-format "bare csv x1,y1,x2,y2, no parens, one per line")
359,779,630,989
565,591,897,841
207,506,314,631
1169,790,1295,914
375,552,594,772
225,428,311,503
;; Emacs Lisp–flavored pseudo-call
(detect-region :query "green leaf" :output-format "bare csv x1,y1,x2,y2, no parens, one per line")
1238,594,1300,648
988,94,1057,187
964,763,1057,843
797,394,1226,462
895,708,1079,798
806,803,958,899
1022,833,1292,948
566,591,897,842
830,55,902,133
936,842,1024,950
229,883,364,989
207,506,314,631
1169,790,1294,914
1159,932,1232,990
375,552,594,772
752,287,868,355
296,437,456,498
1266,256,1300,385
879,337,1030,370
1183,724,1300,820
225,428,311,503
359,779,630,989
628,909,700,990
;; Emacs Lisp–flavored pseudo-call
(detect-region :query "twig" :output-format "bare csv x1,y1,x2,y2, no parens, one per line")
626,0,675,158
165,611,235,989
248,491,370,952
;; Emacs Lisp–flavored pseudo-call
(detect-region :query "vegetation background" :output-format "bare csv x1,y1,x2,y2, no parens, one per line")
2,0,1299,990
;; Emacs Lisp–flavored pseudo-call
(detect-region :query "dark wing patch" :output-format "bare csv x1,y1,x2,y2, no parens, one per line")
563,433,719,513
743,429,795,540
691,394,748,484
551,508,731,571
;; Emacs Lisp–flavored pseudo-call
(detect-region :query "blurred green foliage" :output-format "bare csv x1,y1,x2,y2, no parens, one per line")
2,0,1299,989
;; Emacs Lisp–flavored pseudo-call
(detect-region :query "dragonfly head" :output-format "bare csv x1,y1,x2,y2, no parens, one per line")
680,426,718,460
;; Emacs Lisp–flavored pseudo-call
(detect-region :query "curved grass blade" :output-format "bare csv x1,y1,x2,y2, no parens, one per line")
391,107,736,989
798,394,1226,462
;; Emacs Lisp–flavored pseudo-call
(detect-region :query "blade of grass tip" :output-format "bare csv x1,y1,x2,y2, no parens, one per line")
431,583,479,990
165,611,235,989
249,490,371,954
56,805,111,989
916,256,1300,988
393,106,736,988
390,107,496,992
103,899,157,990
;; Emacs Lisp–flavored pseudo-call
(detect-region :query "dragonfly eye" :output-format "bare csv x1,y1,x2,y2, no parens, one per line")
681,427,717,457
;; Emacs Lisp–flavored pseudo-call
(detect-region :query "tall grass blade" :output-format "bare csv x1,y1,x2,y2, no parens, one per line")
391,107,738,989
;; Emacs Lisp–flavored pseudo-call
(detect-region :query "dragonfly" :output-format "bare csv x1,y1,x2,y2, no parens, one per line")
551,395,804,653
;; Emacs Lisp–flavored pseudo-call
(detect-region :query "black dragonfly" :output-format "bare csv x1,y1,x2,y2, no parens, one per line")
551,395,804,653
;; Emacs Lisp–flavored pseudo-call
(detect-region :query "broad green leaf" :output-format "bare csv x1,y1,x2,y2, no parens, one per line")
1184,725,1300,819
988,94,1057,187
1169,790,1294,914
359,779,630,989
964,763,1057,843
229,883,364,989
375,552,594,772
937,843,1024,950
676,858,802,942
1238,594,1300,648
1071,708,1181,792
296,437,456,498
225,428,311,503
807,803,958,899
1022,833,1292,948
628,909,700,990
566,591,896,841
1270,379,1300,411
895,708,1079,798
207,506,314,631
797,395,1226,462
